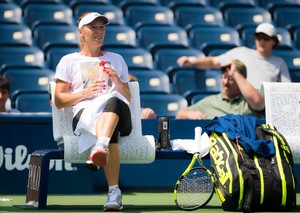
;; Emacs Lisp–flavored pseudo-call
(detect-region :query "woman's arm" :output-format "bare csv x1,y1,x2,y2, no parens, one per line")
105,66,131,102
55,79,105,109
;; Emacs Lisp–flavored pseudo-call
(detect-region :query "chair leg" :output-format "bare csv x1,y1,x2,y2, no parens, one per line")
25,149,64,209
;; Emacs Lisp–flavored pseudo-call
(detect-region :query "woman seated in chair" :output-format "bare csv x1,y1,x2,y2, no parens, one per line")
54,12,131,211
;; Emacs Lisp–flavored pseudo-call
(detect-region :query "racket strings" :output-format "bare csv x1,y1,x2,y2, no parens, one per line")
176,168,213,209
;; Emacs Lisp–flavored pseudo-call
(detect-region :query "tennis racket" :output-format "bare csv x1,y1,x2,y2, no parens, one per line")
174,152,214,211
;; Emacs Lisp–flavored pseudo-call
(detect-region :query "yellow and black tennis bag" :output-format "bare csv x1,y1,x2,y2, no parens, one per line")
207,117,296,212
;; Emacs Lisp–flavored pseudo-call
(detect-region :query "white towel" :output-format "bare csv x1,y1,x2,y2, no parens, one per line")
74,91,129,153
171,132,210,157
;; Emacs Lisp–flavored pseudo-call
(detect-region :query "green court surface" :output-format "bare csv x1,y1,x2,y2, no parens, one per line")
1,192,300,213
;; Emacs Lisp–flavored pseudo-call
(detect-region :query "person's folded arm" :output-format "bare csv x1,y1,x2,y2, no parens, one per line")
176,108,207,119
231,66,265,111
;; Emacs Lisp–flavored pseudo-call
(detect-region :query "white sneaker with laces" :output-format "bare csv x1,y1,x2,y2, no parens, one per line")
103,188,123,211
87,143,109,168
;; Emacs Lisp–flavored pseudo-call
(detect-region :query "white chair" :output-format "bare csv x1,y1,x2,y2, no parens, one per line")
49,81,156,164
261,82,300,163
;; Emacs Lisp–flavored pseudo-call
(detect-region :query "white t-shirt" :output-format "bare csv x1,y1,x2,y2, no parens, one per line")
54,51,129,115
217,47,291,89
54,51,130,152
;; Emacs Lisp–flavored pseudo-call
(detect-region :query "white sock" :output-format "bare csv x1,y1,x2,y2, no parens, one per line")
109,184,119,191
96,136,110,147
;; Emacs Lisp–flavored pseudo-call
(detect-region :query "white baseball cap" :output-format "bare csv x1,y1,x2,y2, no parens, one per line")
78,12,109,29
255,23,277,37
255,23,279,44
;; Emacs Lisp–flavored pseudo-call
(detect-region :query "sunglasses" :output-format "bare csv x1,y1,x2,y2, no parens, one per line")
221,75,235,82
255,34,272,41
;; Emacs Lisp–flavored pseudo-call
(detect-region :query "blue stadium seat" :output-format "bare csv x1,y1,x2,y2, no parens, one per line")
174,6,224,31
172,68,222,95
240,26,294,50
290,70,300,82
16,0,62,9
0,46,44,71
0,24,32,46
103,25,137,48
189,26,240,55
65,0,109,11
209,0,256,7
223,6,272,30
23,3,73,30
272,28,294,50
73,3,124,25
113,0,159,12
160,0,207,11
140,93,188,117
13,90,52,113
154,48,205,73
273,50,300,71
46,46,79,70
137,25,189,56
272,7,300,31
33,24,79,52
258,0,300,12
129,70,171,93
0,2,22,24
185,90,219,105
3,67,54,98
104,47,154,70
125,5,174,30
292,27,300,50
207,48,230,56
209,0,257,13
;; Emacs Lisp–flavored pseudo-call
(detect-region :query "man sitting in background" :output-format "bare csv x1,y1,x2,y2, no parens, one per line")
176,60,265,119
177,23,291,89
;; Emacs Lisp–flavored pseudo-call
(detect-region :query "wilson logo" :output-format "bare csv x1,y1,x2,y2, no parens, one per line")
0,145,76,171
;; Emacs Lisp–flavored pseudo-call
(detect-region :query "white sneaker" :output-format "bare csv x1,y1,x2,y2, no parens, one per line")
103,188,123,211
87,143,109,168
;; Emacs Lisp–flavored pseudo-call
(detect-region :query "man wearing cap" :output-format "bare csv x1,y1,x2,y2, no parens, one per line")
177,23,291,89
54,12,132,211
176,60,265,119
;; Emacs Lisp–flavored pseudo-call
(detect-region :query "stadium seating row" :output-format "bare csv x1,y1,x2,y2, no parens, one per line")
2,1,300,50
2,1,300,54
1,0,300,115
3,1,300,30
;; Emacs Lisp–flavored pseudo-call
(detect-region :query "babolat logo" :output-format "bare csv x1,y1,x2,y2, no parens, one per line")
0,145,76,171
210,136,231,186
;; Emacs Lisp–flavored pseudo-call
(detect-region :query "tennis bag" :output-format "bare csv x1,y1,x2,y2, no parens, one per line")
208,123,296,212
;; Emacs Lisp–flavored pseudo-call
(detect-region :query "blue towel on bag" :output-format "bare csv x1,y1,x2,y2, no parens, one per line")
205,114,275,157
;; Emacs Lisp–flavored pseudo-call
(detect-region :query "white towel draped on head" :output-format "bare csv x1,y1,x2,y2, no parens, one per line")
74,91,129,153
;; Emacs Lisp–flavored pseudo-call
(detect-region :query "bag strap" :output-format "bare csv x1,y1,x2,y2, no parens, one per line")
243,174,253,213
234,137,256,213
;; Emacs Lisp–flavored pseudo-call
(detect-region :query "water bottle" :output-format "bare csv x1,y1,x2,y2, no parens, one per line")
157,117,171,150
99,61,112,93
